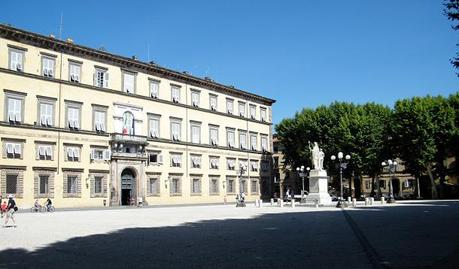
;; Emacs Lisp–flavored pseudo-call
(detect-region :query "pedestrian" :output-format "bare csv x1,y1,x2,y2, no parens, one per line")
1,200,7,218
3,194,17,228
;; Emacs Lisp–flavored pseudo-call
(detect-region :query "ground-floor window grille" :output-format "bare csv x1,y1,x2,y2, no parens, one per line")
191,178,201,194
6,174,17,194
39,175,49,194
67,176,77,194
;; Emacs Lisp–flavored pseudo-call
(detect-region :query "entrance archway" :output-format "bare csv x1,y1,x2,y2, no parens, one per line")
121,168,136,205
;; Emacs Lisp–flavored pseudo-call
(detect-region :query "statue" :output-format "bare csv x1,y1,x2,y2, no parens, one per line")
309,142,325,170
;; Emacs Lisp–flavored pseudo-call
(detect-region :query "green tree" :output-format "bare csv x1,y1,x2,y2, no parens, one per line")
444,0,459,72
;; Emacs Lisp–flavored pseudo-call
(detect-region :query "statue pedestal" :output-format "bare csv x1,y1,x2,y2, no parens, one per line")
306,169,332,205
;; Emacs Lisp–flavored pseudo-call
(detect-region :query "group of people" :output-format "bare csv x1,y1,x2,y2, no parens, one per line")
1,194,17,227
33,198,53,212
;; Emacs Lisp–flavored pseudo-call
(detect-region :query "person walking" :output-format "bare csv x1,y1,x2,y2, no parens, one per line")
3,195,17,228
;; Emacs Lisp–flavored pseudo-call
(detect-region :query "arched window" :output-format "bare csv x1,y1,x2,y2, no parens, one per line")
122,111,134,135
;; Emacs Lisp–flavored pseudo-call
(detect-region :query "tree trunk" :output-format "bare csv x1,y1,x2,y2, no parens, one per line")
426,164,438,199
370,176,376,197
415,175,421,199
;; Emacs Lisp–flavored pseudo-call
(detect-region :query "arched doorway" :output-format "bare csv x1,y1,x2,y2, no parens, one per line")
121,168,136,205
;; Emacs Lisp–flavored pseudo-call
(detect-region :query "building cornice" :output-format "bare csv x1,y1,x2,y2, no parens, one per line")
0,24,276,105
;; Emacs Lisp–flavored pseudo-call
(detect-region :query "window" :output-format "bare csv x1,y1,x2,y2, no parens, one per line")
239,131,247,150
209,157,219,169
238,102,246,117
250,134,257,151
191,178,201,194
148,152,163,165
250,160,259,172
379,179,386,189
191,155,202,168
93,107,107,133
94,176,103,194
5,142,22,159
6,95,23,123
148,178,160,195
249,105,256,120
38,99,54,127
90,148,110,161
226,99,234,114
365,180,371,189
94,68,109,88
149,115,160,138
261,161,269,171
260,107,267,122
170,119,182,141
69,61,81,82
261,136,268,152
67,175,77,194
227,129,235,148
150,80,159,98
210,177,219,194
122,72,136,93
227,158,236,170
66,103,81,130
209,94,217,111
6,174,18,194
209,126,219,146
39,175,49,194
190,123,201,144
251,180,259,194
170,177,181,195
122,111,135,135
171,86,180,103
171,154,182,167
239,160,248,171
9,48,24,71
191,90,200,107
41,56,55,77
66,146,80,162
227,178,235,193
37,144,53,160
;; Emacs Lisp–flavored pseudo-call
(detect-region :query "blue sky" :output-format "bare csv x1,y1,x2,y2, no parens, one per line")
1,0,457,125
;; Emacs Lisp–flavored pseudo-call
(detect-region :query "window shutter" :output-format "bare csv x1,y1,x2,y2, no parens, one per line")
74,148,80,158
45,146,52,157
14,144,21,155
90,149,95,160
67,148,73,158
158,154,163,164
104,150,111,160
93,72,97,86
39,146,45,156
6,143,13,154
104,72,109,88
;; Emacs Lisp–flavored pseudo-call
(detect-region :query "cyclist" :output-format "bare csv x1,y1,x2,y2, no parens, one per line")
33,199,40,212
44,197,52,211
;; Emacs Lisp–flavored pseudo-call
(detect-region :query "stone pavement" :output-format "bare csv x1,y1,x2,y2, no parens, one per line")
0,200,458,268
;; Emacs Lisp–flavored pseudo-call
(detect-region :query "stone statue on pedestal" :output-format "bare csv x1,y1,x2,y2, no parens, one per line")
306,142,332,205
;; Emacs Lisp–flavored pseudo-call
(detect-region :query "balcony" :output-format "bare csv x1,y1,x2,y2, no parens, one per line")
110,133,148,145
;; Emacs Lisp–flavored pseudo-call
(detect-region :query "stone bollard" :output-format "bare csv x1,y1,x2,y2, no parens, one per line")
259,200,263,208
365,197,369,206
381,197,385,204
347,197,352,203
315,199,319,208
280,200,284,208
255,199,259,207
370,197,374,205
352,198,357,207
270,198,274,206
291,199,296,208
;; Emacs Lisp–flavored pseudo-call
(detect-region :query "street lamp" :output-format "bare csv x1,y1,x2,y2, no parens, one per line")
381,159,397,203
331,152,351,208
236,164,247,207
296,165,310,202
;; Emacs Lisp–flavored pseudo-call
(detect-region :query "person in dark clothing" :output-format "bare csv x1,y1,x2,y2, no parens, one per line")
3,195,16,227
45,197,52,211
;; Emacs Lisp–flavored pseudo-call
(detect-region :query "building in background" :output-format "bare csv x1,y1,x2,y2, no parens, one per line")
0,25,275,208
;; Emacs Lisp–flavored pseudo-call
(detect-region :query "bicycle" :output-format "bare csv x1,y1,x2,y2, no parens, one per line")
40,205,55,212
30,205,43,212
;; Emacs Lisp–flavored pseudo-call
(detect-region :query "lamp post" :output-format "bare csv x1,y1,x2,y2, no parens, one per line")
381,159,397,203
296,166,310,202
331,152,351,208
236,164,247,207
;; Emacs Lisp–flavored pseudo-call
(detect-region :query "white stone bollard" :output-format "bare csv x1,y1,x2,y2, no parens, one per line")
381,197,385,204
347,197,352,203
280,200,284,208
270,198,274,206
352,198,357,207
365,198,369,206
259,200,263,208
315,199,319,208
255,200,259,207
291,199,295,208
370,197,374,205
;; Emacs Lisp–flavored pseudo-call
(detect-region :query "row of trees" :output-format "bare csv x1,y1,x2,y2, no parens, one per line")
275,92,459,199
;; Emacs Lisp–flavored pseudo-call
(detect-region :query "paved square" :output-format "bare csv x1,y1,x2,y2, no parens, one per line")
1,200,458,268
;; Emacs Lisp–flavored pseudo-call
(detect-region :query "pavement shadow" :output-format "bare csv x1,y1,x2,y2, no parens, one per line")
1,201,458,269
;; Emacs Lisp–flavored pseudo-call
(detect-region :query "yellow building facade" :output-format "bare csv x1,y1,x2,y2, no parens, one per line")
0,25,275,208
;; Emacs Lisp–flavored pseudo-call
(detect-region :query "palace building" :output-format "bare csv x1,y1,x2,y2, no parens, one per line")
0,25,275,208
